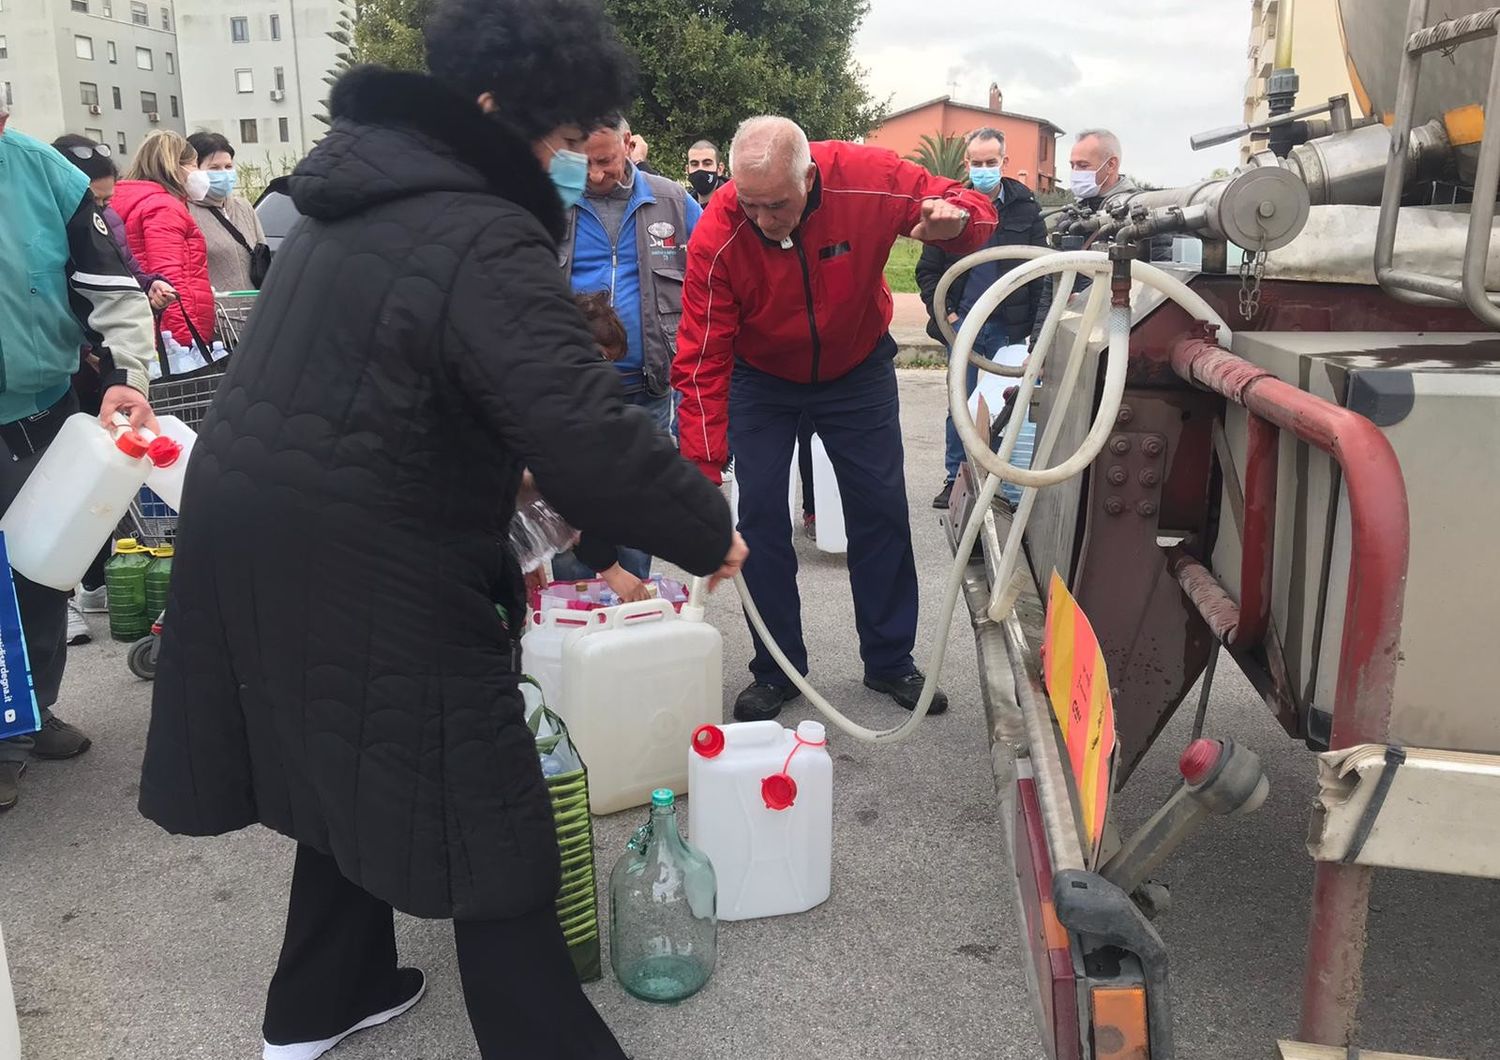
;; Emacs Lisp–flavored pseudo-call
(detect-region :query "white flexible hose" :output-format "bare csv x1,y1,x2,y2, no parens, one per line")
719,252,1230,744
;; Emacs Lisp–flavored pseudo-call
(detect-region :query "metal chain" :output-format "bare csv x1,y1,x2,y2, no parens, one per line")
1238,246,1267,321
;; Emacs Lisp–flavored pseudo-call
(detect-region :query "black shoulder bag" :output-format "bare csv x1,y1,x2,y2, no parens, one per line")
206,206,272,289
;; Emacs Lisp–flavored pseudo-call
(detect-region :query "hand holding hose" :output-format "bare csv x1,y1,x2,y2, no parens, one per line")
710,532,748,591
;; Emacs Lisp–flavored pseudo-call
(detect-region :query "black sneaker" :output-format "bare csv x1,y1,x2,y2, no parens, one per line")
864,671,948,714
0,760,24,812
932,480,954,509
263,968,426,1060
733,681,802,722
29,714,91,760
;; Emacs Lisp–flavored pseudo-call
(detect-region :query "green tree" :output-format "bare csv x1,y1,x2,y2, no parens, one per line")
906,132,967,181
352,0,432,71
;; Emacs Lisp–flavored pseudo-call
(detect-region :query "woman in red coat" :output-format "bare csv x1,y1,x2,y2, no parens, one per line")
111,130,215,347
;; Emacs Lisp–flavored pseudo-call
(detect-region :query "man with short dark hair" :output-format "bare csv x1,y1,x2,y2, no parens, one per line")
686,139,727,205
917,126,1048,509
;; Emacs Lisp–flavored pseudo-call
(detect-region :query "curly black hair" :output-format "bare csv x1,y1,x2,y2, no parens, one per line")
423,0,636,142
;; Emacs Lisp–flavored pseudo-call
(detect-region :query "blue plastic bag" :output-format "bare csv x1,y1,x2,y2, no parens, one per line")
0,533,39,740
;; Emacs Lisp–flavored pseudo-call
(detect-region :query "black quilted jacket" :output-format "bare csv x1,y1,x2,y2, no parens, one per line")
137,67,734,920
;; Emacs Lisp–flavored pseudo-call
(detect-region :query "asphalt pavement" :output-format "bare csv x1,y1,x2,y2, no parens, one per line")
2,369,1496,1060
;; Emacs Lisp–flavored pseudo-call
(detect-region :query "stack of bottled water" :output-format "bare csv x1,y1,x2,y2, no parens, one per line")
150,331,229,380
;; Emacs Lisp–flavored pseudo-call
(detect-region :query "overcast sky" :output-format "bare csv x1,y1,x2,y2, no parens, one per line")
854,1,1248,186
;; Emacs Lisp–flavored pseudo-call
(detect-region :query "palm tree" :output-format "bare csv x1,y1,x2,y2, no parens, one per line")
907,132,968,182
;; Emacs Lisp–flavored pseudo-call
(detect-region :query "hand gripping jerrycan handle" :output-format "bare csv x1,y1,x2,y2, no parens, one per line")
591,598,677,631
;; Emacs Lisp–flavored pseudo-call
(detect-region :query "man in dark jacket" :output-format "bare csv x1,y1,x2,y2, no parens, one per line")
674,115,997,723
136,2,744,1055
915,127,1048,509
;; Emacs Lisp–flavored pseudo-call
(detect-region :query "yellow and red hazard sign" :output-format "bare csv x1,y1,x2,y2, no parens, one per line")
1041,570,1117,867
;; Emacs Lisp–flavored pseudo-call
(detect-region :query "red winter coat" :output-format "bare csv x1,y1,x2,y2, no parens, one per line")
110,179,215,346
671,140,998,478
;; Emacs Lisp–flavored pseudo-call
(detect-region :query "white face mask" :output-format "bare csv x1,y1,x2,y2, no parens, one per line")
1070,168,1100,200
185,168,212,201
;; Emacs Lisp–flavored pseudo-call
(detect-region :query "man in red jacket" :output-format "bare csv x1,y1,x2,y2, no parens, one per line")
673,116,997,722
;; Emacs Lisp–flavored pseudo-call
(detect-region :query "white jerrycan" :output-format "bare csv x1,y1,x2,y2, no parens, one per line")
728,434,847,554
557,598,721,815
687,719,832,921
520,607,592,713
140,414,196,512
0,919,17,1060
0,414,163,591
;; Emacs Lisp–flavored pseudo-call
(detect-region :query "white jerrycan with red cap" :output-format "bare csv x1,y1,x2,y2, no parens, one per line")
687,719,832,921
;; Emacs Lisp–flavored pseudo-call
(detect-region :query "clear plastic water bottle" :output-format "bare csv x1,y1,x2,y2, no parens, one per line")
210,341,228,362
609,788,717,1003
507,497,579,573
539,752,564,777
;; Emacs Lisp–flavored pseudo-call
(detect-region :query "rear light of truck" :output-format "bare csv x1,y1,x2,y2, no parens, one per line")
1091,984,1150,1058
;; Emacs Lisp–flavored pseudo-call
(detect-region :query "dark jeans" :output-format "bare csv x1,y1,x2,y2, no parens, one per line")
729,336,918,683
0,392,79,764
796,414,815,516
264,844,626,1059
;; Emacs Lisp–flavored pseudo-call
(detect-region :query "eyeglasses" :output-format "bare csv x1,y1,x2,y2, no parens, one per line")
66,143,112,160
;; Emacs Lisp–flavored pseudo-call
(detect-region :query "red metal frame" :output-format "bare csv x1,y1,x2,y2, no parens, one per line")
1169,329,1411,1047
1014,774,1083,1060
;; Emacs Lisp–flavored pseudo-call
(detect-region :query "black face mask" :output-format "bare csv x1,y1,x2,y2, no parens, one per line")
688,170,722,198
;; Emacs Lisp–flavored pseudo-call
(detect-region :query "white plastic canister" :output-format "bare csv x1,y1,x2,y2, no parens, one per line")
687,719,832,921
0,919,17,1060
140,414,196,512
556,599,722,815
520,608,593,712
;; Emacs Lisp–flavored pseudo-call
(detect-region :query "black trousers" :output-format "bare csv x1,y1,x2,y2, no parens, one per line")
264,844,627,1060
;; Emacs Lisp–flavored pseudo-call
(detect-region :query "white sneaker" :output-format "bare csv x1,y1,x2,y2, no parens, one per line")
262,969,426,1060
66,602,91,646
74,585,109,613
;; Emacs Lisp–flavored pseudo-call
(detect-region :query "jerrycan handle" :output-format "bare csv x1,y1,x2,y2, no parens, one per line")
594,598,676,631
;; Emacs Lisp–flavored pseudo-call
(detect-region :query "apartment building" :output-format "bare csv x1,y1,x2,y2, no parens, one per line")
0,0,185,160
174,0,342,164
1243,0,1363,161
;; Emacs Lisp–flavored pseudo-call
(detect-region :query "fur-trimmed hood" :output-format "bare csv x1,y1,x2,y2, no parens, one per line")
288,65,565,240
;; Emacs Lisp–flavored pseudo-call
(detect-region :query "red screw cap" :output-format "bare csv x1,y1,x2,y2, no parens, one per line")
146,436,182,469
1179,738,1223,786
114,432,150,460
760,773,797,811
691,724,725,759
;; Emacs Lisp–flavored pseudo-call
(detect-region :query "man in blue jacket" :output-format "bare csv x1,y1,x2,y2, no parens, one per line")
0,102,160,812
555,115,701,588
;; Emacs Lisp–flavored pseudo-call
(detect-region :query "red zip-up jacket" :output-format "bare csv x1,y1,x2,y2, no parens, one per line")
672,140,997,479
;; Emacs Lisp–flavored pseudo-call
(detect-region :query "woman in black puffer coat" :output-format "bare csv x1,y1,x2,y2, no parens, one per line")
137,2,743,1057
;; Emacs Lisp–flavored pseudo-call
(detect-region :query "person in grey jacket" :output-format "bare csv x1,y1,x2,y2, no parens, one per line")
0,104,159,812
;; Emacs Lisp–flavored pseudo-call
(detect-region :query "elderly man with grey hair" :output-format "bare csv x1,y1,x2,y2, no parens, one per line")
673,115,998,723
1069,127,1131,206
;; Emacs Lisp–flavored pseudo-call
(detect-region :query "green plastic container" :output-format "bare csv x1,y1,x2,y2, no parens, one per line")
144,545,173,621
105,539,153,642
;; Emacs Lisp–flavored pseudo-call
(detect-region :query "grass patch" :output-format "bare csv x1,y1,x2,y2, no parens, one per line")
884,237,922,294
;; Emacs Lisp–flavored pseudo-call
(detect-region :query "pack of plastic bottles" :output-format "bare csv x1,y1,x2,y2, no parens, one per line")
508,497,579,573
150,331,228,380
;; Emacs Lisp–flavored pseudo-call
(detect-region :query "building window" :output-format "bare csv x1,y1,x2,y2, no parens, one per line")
140,89,157,114
112,85,121,109
235,69,253,93
240,118,259,143
230,16,248,42
79,81,99,107
130,1,148,24
0,35,7,60
2,83,11,107
160,6,169,29
117,132,127,155
135,46,152,70
84,127,104,142
170,94,178,117
107,40,117,63
165,51,174,74
274,66,285,92
270,13,281,39
71,0,89,11
279,117,289,142
102,0,111,16
75,35,95,61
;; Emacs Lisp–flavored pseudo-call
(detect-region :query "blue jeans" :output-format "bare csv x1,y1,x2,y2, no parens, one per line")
626,389,673,435
944,318,1023,481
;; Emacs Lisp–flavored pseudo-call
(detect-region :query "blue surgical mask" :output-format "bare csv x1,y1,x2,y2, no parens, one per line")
547,147,589,210
206,169,237,199
969,166,1002,194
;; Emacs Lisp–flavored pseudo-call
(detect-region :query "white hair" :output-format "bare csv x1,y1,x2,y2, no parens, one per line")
1076,127,1122,162
729,116,811,183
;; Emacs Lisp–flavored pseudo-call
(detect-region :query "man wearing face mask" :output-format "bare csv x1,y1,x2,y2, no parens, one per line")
686,139,728,205
915,127,1047,509
187,131,272,292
